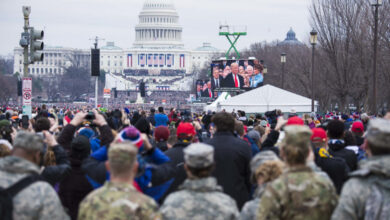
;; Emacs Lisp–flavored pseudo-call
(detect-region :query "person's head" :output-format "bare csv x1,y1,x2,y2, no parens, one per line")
254,64,263,74
246,65,254,77
311,127,327,149
184,143,215,179
0,141,11,158
0,120,13,143
234,120,245,138
351,121,364,137
250,150,280,183
231,63,239,74
150,108,155,114
213,68,220,79
248,130,261,148
71,135,91,161
176,122,196,142
365,119,390,156
280,125,312,166
211,112,235,133
224,65,231,74
34,117,51,132
158,106,164,113
154,126,170,142
344,131,357,146
207,81,211,89
12,131,45,166
255,160,284,186
327,120,345,139
239,66,245,74
196,84,202,92
361,113,369,122
106,142,138,180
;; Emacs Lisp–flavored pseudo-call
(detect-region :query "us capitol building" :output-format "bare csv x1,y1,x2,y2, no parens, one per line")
13,0,222,92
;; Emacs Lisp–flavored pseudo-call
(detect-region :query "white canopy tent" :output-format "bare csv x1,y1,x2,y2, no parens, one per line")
213,84,318,113
203,92,231,112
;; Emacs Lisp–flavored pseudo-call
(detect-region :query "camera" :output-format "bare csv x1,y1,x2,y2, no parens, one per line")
85,112,95,121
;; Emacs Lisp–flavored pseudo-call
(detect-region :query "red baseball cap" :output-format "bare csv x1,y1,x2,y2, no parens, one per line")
311,128,327,143
286,116,304,126
351,121,364,133
177,123,196,138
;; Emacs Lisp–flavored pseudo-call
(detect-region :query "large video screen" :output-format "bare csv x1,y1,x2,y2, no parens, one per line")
209,59,264,96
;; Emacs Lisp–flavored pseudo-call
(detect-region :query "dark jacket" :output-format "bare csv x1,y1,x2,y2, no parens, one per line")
314,148,349,194
58,158,93,220
221,73,244,88
328,140,357,172
41,145,71,186
147,114,156,126
206,131,252,209
159,141,191,202
260,130,280,156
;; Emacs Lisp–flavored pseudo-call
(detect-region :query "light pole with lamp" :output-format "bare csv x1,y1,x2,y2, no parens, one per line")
281,53,286,89
371,0,382,115
310,29,318,112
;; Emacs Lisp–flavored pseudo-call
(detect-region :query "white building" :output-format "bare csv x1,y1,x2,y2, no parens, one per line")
13,0,222,91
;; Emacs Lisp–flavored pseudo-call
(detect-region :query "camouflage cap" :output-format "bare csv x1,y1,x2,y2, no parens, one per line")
366,118,390,149
184,143,214,168
282,125,312,147
108,142,138,167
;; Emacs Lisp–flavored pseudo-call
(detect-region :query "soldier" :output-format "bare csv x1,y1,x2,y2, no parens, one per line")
78,142,161,220
331,119,390,220
257,125,338,220
0,131,69,220
160,143,240,220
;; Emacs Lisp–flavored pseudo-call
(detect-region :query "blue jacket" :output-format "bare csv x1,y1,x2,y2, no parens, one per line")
155,113,169,127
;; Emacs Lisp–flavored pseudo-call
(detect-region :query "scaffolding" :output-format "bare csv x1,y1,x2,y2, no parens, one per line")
219,24,247,59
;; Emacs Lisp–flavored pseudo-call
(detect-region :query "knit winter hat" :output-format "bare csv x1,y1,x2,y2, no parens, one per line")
154,126,170,142
117,126,143,149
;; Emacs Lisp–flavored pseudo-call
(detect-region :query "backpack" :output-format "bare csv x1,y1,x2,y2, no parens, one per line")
0,175,40,220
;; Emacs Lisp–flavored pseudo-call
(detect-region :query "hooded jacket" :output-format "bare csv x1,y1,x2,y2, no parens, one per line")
328,139,357,172
0,156,69,220
332,155,390,220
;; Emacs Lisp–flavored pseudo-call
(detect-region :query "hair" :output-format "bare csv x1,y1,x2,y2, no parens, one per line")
34,117,51,132
255,160,284,183
211,112,235,133
0,144,11,158
254,64,264,72
187,164,215,178
312,141,327,149
108,142,138,177
327,120,345,139
158,107,164,113
150,108,155,113
44,149,56,166
344,131,357,146
253,125,265,137
234,120,245,136
13,131,44,153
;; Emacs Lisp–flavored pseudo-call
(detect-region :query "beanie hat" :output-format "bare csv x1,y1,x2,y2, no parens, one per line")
71,135,91,160
286,116,304,126
351,121,364,133
154,126,170,142
79,128,95,139
135,118,150,135
247,130,261,142
117,126,143,148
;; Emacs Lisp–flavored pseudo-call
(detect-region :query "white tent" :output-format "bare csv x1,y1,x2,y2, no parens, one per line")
216,84,318,113
204,92,231,112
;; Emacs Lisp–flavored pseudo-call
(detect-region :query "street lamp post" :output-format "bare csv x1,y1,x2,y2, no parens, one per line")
281,53,286,89
371,0,382,115
310,29,318,113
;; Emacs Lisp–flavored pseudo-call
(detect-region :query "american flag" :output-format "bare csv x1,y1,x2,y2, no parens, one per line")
159,54,165,67
180,54,185,68
153,54,158,67
167,54,173,67
127,54,132,67
147,54,152,67
139,54,146,67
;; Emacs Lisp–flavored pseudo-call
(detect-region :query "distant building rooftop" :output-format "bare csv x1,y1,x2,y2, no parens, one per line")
101,42,122,50
279,28,303,46
194,42,220,52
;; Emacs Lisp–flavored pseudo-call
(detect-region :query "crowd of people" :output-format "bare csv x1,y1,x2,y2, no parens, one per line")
0,104,390,220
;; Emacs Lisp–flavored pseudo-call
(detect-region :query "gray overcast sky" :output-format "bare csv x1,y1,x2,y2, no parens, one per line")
0,0,312,56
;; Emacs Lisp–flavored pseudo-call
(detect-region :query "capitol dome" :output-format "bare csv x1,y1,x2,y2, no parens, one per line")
133,0,184,48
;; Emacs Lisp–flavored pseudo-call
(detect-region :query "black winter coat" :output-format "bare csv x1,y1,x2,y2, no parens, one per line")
206,131,252,210
260,130,280,156
329,141,357,172
58,158,93,220
41,145,71,186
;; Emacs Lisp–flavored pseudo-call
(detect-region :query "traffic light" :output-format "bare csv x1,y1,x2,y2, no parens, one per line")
29,27,44,63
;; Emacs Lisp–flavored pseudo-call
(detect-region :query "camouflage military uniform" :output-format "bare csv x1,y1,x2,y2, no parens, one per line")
331,155,390,220
257,166,338,220
78,181,161,220
0,156,70,220
240,184,266,220
160,177,240,220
